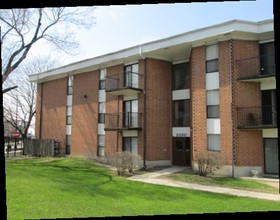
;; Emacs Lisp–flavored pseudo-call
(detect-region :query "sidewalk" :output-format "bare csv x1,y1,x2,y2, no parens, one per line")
128,166,280,202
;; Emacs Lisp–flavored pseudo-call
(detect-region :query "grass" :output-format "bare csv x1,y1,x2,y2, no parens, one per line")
165,172,278,194
6,157,280,219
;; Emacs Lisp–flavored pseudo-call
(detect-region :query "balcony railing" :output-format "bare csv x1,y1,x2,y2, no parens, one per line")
237,106,277,129
236,55,275,80
104,112,142,131
105,72,143,94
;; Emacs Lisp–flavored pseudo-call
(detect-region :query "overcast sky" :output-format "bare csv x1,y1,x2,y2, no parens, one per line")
29,0,274,66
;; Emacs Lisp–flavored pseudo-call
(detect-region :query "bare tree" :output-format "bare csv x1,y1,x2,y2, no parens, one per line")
1,7,95,84
3,56,60,140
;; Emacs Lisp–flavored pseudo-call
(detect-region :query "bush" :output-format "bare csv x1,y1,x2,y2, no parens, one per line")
194,152,221,177
115,151,142,176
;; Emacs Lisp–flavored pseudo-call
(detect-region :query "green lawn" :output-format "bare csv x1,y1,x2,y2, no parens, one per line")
166,173,278,194
6,157,280,219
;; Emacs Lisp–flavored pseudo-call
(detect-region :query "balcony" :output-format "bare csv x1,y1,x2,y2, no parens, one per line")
236,55,275,82
237,106,277,129
105,72,143,95
104,112,142,131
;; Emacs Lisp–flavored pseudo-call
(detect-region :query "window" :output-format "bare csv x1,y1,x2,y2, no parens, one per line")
66,106,72,124
207,134,220,151
206,45,219,73
67,76,73,95
173,100,190,127
124,64,138,88
260,42,275,75
99,69,106,89
123,100,138,127
66,135,71,154
97,135,105,156
172,63,190,90
206,90,219,118
66,116,72,125
123,137,137,153
206,59,219,73
98,102,105,123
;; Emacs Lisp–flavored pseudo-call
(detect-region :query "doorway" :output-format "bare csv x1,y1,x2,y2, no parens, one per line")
264,138,279,175
172,137,190,166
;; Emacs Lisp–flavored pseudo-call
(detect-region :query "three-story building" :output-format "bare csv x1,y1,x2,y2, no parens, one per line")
30,19,277,177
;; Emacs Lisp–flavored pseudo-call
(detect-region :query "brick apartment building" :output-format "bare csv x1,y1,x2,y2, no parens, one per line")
30,19,278,177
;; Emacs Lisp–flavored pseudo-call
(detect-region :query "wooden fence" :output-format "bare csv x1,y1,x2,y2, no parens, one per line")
24,139,61,157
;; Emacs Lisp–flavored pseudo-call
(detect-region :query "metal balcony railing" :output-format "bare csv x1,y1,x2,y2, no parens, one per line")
236,55,275,80
237,106,277,129
104,112,142,131
105,71,143,93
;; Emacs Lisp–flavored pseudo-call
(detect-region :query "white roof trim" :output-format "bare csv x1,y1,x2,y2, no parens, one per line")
29,19,273,83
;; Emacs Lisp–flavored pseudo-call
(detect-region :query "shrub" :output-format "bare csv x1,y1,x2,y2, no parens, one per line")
194,152,221,177
115,151,142,176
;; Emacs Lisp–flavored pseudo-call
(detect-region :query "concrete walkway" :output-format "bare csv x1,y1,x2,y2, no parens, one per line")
128,166,280,202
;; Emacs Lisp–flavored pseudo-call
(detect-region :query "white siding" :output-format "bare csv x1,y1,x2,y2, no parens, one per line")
260,78,276,90
172,89,190,100
262,129,278,138
66,95,72,106
122,130,138,137
123,94,138,101
99,90,106,102
207,119,221,134
172,127,191,137
66,125,72,135
98,124,105,135
206,72,219,90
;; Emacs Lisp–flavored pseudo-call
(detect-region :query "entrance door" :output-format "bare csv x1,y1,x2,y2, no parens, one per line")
264,138,279,174
172,137,190,166
264,138,279,175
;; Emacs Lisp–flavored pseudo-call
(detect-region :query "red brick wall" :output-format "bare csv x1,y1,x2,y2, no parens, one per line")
145,58,172,161
191,46,207,160
219,40,234,165
232,40,263,167
40,78,67,149
71,70,99,157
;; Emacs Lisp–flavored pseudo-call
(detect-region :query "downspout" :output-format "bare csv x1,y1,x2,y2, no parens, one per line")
139,45,147,169
229,39,235,178
39,75,43,140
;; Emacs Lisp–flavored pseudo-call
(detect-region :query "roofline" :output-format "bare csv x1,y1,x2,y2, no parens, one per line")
29,18,274,83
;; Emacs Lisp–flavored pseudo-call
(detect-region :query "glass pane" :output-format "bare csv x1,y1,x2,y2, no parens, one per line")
264,138,278,174
206,59,219,73
175,140,183,151
207,134,220,151
173,100,190,127
132,64,138,73
98,113,105,123
207,90,219,105
131,72,139,88
172,63,189,90
131,137,137,153
67,116,72,125
207,105,220,118
98,135,105,146
123,138,131,151
99,80,105,90
66,135,71,145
